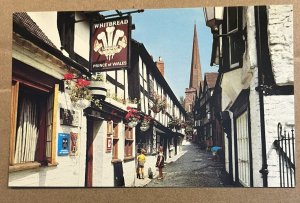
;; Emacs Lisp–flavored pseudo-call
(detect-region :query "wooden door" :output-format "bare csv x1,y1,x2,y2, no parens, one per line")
85,119,93,187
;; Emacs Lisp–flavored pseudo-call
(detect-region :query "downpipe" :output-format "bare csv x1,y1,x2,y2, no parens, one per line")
254,6,268,187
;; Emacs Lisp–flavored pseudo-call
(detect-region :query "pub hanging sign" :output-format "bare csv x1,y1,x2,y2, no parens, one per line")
91,16,131,72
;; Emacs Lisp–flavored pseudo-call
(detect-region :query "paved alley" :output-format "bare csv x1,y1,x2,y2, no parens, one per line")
145,142,234,187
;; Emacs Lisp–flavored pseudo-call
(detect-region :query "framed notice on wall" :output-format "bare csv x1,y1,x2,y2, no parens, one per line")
60,108,79,126
90,16,131,72
58,133,70,156
106,137,112,152
70,132,79,156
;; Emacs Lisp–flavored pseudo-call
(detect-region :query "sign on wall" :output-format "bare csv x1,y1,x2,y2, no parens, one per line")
106,137,112,152
70,132,79,156
60,108,79,126
58,133,70,156
91,16,131,72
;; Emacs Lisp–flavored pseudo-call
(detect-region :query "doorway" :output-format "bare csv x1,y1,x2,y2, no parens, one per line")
85,119,93,187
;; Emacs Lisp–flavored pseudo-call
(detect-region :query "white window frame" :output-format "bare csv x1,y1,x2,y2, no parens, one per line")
236,110,250,186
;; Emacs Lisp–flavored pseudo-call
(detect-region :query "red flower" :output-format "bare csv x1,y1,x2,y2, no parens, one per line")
127,106,132,110
64,73,74,80
76,79,90,88
125,112,132,119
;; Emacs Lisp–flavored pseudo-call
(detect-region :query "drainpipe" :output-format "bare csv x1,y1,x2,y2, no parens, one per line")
254,6,268,187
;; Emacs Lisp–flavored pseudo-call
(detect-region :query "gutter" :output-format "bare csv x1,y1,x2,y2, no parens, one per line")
254,6,268,187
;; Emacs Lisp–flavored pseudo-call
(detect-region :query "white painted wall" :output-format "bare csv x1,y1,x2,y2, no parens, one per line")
221,68,244,111
27,12,61,49
74,13,90,60
248,67,264,187
92,120,136,187
267,5,294,86
9,91,88,187
264,95,294,187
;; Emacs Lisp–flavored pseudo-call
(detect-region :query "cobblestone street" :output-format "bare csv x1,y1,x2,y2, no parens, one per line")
146,142,234,187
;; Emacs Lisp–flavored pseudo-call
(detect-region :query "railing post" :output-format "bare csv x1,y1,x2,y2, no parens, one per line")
277,123,282,187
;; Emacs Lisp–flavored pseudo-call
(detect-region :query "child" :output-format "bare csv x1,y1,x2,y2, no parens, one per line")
137,149,146,179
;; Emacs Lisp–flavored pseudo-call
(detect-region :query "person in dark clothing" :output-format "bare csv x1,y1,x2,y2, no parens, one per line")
156,146,165,180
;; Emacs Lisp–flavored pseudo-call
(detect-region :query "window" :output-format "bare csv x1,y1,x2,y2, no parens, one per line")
236,111,250,186
112,123,119,159
10,81,58,171
124,126,134,159
57,12,75,58
222,7,245,70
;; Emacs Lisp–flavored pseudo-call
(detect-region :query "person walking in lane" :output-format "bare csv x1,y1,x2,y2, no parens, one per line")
156,146,165,180
137,149,146,179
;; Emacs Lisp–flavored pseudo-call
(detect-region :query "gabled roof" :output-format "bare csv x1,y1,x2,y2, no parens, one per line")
13,12,56,48
205,72,218,89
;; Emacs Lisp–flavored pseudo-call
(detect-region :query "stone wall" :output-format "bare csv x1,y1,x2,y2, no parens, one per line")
267,5,294,85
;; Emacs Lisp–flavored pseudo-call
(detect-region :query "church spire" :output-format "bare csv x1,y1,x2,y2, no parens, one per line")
189,24,202,89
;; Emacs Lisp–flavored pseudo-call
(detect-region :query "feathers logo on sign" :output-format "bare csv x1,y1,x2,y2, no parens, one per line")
93,26,127,61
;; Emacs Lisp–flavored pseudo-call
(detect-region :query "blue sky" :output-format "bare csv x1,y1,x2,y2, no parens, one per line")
104,8,218,99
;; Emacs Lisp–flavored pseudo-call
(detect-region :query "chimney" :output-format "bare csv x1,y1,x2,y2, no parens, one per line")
155,56,164,76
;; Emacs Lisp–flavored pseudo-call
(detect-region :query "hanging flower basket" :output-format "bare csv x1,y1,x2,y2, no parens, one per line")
140,125,150,132
140,115,152,131
149,91,167,114
151,105,161,113
168,123,175,129
89,81,107,100
128,121,138,128
63,73,93,110
175,125,181,130
125,106,141,128
74,99,91,110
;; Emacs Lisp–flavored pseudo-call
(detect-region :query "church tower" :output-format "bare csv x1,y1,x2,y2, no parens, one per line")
184,24,202,112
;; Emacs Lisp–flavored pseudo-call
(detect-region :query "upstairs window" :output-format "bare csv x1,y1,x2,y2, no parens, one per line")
57,12,75,58
221,7,245,71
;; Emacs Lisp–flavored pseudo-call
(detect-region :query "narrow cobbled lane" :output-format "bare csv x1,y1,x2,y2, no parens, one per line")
146,142,234,187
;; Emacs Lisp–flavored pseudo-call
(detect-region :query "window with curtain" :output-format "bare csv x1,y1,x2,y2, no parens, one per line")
10,82,58,170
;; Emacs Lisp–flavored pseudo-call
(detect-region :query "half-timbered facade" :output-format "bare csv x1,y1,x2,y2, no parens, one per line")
129,40,186,173
9,11,186,187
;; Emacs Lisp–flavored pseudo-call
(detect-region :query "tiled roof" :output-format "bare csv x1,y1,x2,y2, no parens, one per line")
205,72,218,89
13,12,56,48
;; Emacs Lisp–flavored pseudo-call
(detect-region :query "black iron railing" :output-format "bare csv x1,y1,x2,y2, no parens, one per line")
273,123,295,187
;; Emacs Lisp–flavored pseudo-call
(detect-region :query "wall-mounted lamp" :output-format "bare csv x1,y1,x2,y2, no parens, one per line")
203,7,224,33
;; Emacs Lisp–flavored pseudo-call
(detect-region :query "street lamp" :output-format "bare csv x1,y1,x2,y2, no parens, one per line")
203,7,224,33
